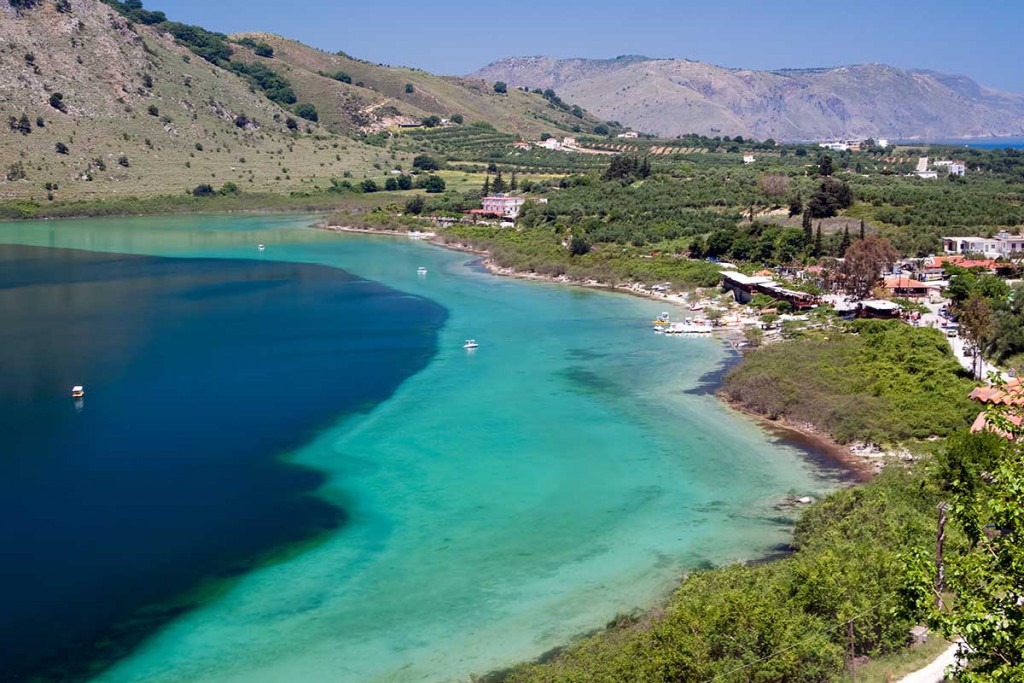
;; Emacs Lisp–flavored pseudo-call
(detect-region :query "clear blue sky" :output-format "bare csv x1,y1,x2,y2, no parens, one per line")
154,0,1024,92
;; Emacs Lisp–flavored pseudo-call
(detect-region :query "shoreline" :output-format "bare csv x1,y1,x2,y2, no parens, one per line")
322,222,877,481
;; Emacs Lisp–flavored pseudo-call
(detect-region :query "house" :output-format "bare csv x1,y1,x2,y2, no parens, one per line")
562,137,577,148
617,131,639,139
920,255,964,279
536,138,562,150
877,138,889,148
882,276,938,298
511,141,531,150
949,160,966,176
721,271,820,309
914,157,938,179
943,230,1024,259
857,299,902,319
969,379,1024,437
743,154,756,164
819,142,849,152
475,194,548,219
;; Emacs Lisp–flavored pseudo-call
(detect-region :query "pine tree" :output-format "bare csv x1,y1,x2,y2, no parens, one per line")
802,210,813,244
481,174,490,196
491,170,507,194
813,224,823,257
509,172,517,191
859,218,866,240
840,226,852,256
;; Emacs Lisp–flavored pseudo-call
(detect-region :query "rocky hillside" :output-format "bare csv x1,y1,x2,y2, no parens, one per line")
229,34,605,137
470,56,1024,141
0,0,397,201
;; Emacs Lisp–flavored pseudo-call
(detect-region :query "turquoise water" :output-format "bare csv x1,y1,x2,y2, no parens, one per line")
0,215,842,682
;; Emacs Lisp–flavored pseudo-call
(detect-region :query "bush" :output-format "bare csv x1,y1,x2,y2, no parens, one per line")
147,105,159,116
404,83,414,93
412,154,441,171
118,155,130,167
55,142,69,155
360,179,378,193
294,103,318,122
418,175,446,193
191,183,215,197
493,81,507,94
49,92,65,111
228,62,296,106
328,70,351,84
236,37,274,58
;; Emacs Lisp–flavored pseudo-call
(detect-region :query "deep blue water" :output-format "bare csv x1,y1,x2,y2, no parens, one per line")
0,244,445,681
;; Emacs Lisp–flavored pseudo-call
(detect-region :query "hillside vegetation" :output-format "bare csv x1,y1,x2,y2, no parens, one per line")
0,0,402,201
228,34,607,137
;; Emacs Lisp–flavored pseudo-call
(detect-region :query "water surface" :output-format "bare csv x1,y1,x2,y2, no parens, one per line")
0,215,844,682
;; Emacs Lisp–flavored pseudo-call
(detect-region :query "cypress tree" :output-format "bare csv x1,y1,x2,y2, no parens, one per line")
481,174,490,196
859,218,866,240
492,170,506,193
840,226,852,256
510,172,518,191
813,224,823,257
802,209,813,244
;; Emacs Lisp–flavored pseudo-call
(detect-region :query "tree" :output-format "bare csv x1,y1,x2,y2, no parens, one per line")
819,154,834,176
904,427,1024,682
412,154,441,171
330,71,351,83
813,224,823,257
404,194,425,215
294,103,318,122
397,174,413,190
959,293,995,379
840,235,898,298
419,175,446,193
404,83,414,93
385,177,398,191
593,124,609,136
451,113,464,124
807,178,853,218
481,174,490,196
569,235,591,256
360,179,379,193
49,92,65,111
509,172,517,191
801,210,812,245
839,226,852,256
55,142,69,155
421,115,441,127
788,193,803,217
859,218,866,240
493,81,507,94
192,183,215,197
491,170,507,193
285,117,298,131
148,104,160,116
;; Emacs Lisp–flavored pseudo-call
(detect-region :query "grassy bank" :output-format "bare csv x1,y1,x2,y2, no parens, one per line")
721,320,976,445
0,189,403,221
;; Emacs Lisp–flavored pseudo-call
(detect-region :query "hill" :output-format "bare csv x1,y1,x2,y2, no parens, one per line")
227,33,607,138
470,56,1024,141
0,0,403,202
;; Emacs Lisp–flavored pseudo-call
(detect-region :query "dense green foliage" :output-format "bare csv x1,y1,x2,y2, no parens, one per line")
228,62,296,106
904,429,1024,682
235,36,274,57
723,321,975,444
504,465,942,682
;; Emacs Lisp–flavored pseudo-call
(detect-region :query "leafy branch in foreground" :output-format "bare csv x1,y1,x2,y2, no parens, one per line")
903,389,1024,681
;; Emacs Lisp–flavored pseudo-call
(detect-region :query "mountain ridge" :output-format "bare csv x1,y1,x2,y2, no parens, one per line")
469,56,1024,141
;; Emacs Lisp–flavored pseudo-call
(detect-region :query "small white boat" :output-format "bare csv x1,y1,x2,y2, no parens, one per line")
257,244,265,252
71,385,85,398
664,322,713,334
463,339,479,349
417,266,428,275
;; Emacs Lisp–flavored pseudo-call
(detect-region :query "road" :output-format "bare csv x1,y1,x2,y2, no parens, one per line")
896,642,962,683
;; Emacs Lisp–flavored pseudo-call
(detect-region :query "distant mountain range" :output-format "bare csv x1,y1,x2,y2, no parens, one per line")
470,56,1024,141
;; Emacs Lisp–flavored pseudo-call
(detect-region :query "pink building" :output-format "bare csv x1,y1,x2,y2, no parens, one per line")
476,194,548,219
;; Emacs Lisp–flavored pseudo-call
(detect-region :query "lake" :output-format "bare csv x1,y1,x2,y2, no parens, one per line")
0,215,844,682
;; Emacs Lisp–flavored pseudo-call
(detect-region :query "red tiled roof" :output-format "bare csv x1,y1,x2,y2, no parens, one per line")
958,259,1001,269
970,378,1024,405
971,410,1023,438
884,276,934,289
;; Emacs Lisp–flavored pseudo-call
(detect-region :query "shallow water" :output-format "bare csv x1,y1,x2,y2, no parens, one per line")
0,215,844,682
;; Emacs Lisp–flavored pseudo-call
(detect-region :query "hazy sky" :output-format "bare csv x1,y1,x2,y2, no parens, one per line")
154,0,1024,92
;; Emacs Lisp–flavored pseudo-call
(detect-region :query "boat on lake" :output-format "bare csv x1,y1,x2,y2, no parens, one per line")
257,244,265,252
417,266,428,275
664,321,713,334
71,385,85,398
463,339,479,349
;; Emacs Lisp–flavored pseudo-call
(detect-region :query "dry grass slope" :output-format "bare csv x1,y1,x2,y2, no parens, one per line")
0,0,394,201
